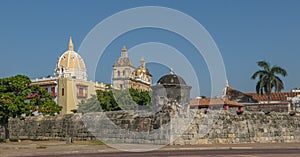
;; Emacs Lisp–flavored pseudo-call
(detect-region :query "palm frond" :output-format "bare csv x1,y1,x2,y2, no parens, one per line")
272,76,284,92
257,61,270,71
256,77,267,94
251,70,267,80
271,66,288,77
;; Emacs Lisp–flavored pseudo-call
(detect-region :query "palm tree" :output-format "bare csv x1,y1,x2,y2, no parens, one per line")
251,61,288,105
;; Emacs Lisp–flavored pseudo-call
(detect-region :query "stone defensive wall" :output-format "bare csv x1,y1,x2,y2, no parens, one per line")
8,110,300,145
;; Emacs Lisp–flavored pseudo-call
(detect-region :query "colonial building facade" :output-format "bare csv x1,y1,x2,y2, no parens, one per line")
31,37,109,114
112,46,152,91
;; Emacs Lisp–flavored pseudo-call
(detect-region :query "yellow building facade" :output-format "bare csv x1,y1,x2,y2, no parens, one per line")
32,37,109,114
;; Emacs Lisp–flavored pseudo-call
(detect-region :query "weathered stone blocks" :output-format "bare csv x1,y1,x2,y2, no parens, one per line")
8,110,300,145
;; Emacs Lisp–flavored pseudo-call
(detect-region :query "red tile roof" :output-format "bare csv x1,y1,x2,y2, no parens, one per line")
226,87,258,103
245,92,300,101
190,98,244,108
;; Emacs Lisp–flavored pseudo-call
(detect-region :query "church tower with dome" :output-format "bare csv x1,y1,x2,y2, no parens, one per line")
112,46,152,91
112,46,135,89
31,37,109,114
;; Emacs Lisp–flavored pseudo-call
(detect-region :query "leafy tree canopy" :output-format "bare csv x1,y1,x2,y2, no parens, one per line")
77,88,151,113
0,75,62,132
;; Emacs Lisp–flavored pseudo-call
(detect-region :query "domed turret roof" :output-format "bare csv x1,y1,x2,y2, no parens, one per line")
113,46,134,67
133,57,152,77
157,69,186,85
55,37,87,80
113,58,134,67
134,66,152,77
57,51,86,70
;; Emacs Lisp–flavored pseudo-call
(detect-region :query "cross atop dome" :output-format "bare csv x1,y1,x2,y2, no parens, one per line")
68,36,74,51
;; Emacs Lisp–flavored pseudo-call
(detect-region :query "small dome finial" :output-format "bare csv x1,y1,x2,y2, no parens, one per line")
140,56,145,67
122,45,127,52
121,45,128,57
170,68,174,75
225,79,229,87
68,36,74,51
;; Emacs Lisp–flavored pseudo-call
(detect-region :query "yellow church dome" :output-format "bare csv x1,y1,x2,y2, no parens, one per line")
133,57,152,78
54,37,87,80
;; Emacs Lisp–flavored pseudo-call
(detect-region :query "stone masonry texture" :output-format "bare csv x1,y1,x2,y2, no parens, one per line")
8,110,300,145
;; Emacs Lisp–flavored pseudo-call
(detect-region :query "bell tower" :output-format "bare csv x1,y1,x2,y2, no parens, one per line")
112,45,135,89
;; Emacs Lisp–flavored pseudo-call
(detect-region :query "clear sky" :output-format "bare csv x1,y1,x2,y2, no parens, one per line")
0,0,300,98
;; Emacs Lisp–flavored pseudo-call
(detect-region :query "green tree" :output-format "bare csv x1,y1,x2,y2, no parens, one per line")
113,88,151,110
96,90,121,112
251,61,288,103
113,89,137,110
90,88,151,112
129,88,151,106
0,75,62,139
28,85,62,115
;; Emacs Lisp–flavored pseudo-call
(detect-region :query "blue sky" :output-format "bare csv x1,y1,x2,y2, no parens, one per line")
0,0,300,97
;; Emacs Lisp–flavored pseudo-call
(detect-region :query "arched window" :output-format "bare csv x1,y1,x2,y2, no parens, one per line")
117,71,120,76
123,70,125,76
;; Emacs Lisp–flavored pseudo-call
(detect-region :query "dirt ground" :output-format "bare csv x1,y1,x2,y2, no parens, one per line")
0,140,116,157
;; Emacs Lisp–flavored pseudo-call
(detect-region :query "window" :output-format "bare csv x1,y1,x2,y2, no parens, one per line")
76,85,88,98
120,84,123,89
62,88,64,96
118,71,120,76
123,70,125,76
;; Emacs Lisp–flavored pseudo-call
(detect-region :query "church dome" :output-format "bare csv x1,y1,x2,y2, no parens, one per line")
157,69,186,85
133,57,152,77
113,57,134,67
113,46,134,67
54,37,87,80
134,66,152,77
